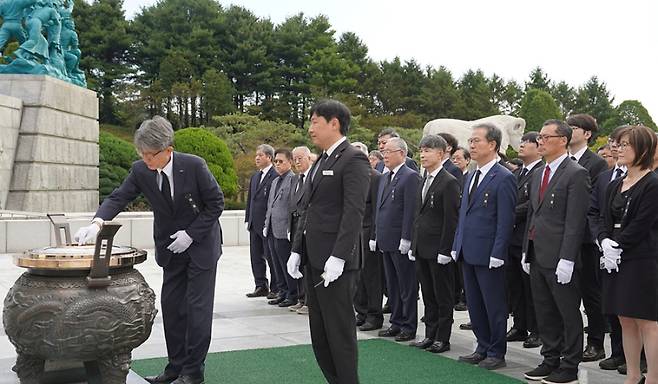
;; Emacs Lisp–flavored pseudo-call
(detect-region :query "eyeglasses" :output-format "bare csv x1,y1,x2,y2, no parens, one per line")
381,149,402,155
618,142,632,150
536,134,565,142
467,137,489,144
140,148,165,160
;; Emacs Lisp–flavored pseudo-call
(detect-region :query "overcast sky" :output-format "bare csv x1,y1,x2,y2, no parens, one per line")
123,0,658,120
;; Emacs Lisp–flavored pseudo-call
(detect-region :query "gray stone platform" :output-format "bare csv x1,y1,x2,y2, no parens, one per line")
0,246,626,383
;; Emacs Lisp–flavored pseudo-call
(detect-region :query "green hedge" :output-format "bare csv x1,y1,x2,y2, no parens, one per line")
174,128,239,198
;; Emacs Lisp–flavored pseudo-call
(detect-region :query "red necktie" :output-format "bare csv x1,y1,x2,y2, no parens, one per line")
539,166,550,201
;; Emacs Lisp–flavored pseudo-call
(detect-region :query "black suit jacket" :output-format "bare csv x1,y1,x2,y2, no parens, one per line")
443,158,464,190
292,140,371,271
510,161,544,248
597,172,658,260
363,169,382,235
245,166,277,232
288,172,306,237
96,152,224,269
588,168,614,243
578,148,608,183
411,168,460,258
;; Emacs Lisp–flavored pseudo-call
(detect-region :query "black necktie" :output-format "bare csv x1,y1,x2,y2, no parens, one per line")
256,170,264,186
296,173,305,192
518,167,528,181
469,170,481,203
312,152,328,183
613,168,624,180
161,172,173,208
386,171,394,187
274,175,284,195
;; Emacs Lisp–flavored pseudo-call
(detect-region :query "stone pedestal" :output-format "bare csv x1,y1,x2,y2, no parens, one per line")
0,75,99,212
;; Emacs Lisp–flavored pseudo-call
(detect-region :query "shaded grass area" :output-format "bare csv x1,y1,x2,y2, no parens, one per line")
132,339,522,383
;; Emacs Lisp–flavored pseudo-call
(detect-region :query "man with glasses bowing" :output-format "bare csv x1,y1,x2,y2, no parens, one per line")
75,116,224,384
452,123,516,371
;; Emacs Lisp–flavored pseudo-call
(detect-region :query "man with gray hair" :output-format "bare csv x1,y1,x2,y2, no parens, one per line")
245,144,279,299
373,137,421,342
75,116,224,384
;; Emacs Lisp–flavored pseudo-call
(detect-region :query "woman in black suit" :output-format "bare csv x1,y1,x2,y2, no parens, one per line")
597,125,658,384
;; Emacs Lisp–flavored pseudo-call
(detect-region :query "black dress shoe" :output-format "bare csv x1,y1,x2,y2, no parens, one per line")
409,338,434,349
582,344,606,362
427,341,451,353
359,322,382,332
524,363,555,381
458,351,485,364
506,328,528,342
356,317,366,327
268,296,285,305
478,357,506,370
459,322,472,330
145,372,179,384
245,286,269,298
171,375,204,384
454,301,468,311
266,291,279,300
378,327,401,337
523,333,542,348
382,304,391,314
395,331,416,342
599,355,625,370
542,367,578,384
277,299,297,307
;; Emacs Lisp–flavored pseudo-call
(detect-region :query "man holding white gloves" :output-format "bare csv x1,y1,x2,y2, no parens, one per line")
409,135,460,353
75,116,224,384
286,100,370,384
522,120,591,384
372,137,420,343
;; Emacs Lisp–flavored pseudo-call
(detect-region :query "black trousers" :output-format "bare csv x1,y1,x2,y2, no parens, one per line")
354,231,383,326
416,256,454,341
249,230,278,290
608,314,624,358
530,244,583,370
306,265,359,384
268,235,297,300
506,245,537,333
382,250,418,333
161,252,218,377
579,243,605,348
454,259,466,304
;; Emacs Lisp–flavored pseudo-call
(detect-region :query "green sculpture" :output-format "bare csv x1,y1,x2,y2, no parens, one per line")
0,0,86,87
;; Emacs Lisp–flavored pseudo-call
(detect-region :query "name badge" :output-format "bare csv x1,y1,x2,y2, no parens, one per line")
322,170,334,176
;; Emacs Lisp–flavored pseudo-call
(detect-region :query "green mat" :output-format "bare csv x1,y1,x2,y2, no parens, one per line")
132,339,522,383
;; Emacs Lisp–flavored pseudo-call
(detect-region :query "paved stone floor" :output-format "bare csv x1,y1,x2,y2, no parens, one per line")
0,246,626,383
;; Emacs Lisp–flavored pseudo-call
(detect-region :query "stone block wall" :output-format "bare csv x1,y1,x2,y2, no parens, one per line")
0,75,99,212
0,95,23,209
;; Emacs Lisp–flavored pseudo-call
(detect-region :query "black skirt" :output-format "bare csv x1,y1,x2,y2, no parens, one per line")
603,257,658,321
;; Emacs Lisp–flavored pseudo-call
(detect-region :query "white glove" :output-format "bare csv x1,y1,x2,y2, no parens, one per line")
555,259,575,284
437,254,452,265
167,230,193,253
369,240,377,252
262,226,268,238
322,256,345,287
601,255,619,273
287,252,303,279
601,238,622,258
408,250,415,261
489,257,504,269
398,239,411,255
244,222,249,231
451,250,458,261
73,223,101,245
521,253,530,275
